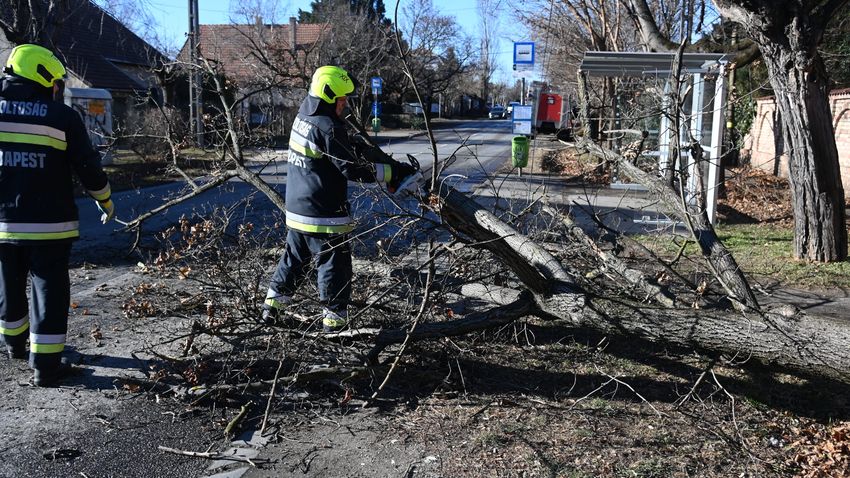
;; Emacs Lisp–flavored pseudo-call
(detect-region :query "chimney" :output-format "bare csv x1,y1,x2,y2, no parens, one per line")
289,17,297,53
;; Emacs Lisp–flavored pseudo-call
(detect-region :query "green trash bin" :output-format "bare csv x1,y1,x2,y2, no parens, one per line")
511,135,529,168
371,117,382,133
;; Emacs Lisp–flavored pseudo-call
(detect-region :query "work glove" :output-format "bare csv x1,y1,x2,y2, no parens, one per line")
96,199,115,224
351,133,390,164
388,161,418,193
349,132,368,158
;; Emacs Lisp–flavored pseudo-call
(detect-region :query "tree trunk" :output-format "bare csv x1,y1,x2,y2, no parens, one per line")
431,185,850,383
537,295,850,384
437,184,578,296
759,44,847,262
714,1,848,262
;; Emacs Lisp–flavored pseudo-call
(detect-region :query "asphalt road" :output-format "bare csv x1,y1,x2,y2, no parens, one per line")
376,118,513,191
74,118,513,259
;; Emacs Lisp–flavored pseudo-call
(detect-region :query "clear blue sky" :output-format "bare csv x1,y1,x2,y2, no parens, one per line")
135,0,527,83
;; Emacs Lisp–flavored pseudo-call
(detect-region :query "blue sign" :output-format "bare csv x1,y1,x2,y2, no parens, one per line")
513,42,535,65
372,101,382,116
371,76,382,95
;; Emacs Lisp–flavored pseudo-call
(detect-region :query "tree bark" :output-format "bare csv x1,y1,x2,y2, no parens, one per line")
437,183,578,296
714,1,848,262
756,35,846,262
536,295,850,384
627,0,679,51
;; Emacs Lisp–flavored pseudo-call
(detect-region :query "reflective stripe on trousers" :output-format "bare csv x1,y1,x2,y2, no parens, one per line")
30,333,65,354
0,315,28,336
0,221,79,240
264,289,292,310
375,163,392,183
284,211,353,234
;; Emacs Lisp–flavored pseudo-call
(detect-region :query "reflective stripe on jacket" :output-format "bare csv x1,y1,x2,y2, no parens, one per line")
284,94,393,234
0,76,110,243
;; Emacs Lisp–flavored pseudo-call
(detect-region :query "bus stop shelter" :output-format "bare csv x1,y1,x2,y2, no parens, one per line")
578,51,730,223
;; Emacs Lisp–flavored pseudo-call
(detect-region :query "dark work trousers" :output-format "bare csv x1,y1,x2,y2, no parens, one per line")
267,230,352,313
0,243,71,371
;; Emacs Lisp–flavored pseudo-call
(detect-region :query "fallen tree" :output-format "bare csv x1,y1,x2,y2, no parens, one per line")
116,0,850,398
331,123,850,385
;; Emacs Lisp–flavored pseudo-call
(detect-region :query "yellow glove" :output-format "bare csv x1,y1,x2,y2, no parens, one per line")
96,199,115,224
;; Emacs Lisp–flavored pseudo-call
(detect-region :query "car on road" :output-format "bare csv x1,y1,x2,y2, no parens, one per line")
506,101,521,116
488,105,505,119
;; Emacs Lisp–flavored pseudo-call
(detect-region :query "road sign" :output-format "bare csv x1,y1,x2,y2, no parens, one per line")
372,101,382,116
511,105,533,135
513,42,535,65
512,105,533,120
512,120,532,135
512,64,534,78
371,76,382,95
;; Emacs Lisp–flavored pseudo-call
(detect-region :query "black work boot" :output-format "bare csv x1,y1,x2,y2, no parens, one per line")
33,360,76,387
6,346,26,360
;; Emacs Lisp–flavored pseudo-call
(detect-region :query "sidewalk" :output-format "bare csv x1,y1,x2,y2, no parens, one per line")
472,171,683,235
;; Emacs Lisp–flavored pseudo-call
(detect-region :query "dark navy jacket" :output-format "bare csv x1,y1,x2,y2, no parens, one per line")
285,95,393,234
0,76,110,242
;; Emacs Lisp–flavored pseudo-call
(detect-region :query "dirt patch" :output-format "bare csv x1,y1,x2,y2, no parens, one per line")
717,167,793,226
533,144,610,185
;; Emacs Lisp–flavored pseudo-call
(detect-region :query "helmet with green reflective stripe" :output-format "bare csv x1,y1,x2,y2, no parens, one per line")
310,65,354,104
4,44,66,88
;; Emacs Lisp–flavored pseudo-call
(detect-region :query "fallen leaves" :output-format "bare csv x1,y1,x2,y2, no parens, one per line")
787,422,850,477
718,167,793,226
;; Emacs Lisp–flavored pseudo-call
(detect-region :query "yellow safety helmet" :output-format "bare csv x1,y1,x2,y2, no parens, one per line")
4,44,66,88
310,66,354,104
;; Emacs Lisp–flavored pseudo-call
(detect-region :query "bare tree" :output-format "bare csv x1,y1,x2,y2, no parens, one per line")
400,0,474,117
0,0,69,46
303,3,402,123
476,0,501,104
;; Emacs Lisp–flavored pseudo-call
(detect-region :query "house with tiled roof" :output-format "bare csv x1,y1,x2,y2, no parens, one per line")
0,0,168,120
178,17,327,130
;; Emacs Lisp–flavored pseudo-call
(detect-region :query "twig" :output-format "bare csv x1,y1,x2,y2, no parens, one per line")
261,360,284,435
157,446,266,466
675,357,717,407
597,367,666,418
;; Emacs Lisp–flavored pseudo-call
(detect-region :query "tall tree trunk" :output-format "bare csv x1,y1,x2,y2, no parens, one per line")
759,45,847,261
714,1,848,262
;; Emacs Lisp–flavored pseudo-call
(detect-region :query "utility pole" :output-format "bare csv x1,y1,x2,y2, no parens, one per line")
521,77,526,105
188,0,204,147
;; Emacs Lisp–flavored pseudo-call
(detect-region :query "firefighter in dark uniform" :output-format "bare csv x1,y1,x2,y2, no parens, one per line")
0,44,114,386
261,65,416,332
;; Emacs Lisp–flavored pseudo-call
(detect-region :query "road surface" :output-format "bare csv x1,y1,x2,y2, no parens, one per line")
75,118,513,258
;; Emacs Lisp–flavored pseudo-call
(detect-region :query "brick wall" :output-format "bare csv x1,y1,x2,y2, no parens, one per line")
744,90,850,197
